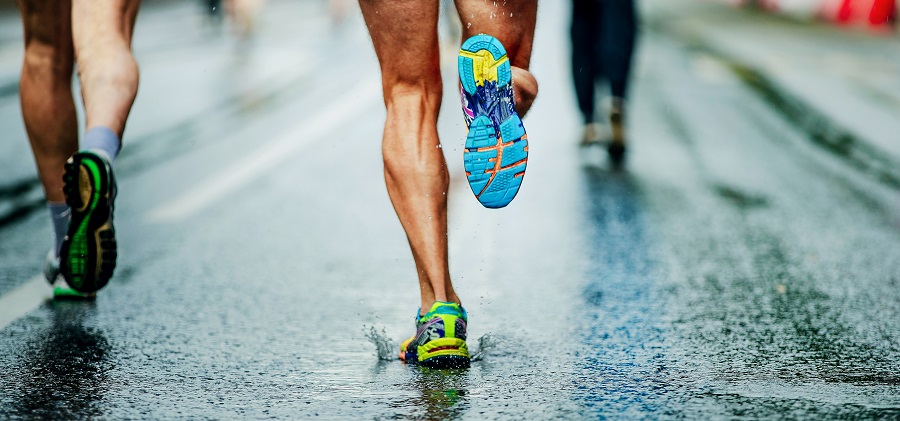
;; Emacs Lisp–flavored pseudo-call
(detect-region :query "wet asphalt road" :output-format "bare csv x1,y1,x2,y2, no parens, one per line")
1,0,899,418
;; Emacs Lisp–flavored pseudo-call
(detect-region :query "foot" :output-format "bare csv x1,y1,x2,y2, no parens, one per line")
399,301,471,369
458,34,528,209
59,151,118,293
44,250,96,300
608,100,627,165
580,122,604,146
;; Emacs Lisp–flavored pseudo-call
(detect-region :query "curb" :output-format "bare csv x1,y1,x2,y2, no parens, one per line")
725,59,900,190
652,19,900,190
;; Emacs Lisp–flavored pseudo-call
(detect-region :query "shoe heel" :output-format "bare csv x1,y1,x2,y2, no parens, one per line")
62,158,85,211
418,337,470,369
417,338,469,363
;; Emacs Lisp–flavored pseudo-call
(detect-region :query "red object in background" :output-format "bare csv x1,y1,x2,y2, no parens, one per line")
834,0,895,26
837,0,854,21
869,0,896,24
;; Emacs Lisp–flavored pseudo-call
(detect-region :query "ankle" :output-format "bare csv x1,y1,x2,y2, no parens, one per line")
82,126,121,163
419,298,462,316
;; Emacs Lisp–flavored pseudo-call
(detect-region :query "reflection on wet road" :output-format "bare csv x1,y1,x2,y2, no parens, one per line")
0,0,898,418
574,166,669,415
3,302,111,419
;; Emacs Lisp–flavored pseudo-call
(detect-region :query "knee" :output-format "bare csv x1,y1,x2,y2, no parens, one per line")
382,74,443,114
23,42,73,81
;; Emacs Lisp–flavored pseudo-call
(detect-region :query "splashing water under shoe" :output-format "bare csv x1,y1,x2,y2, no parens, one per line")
366,326,497,364
366,326,396,361
469,334,497,362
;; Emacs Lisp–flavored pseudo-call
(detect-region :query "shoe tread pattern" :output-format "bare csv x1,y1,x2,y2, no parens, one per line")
59,152,117,293
459,34,528,209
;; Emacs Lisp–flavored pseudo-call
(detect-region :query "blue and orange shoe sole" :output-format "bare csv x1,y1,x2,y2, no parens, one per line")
458,34,528,209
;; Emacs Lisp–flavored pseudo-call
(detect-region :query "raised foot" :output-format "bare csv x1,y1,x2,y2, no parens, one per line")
459,34,528,209
59,151,117,293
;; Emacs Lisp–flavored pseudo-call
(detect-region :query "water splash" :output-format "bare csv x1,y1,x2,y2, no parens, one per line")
469,334,498,362
365,326,397,361
367,327,497,363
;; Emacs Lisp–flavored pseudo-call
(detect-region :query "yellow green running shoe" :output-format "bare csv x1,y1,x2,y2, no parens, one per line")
59,151,117,293
399,301,470,369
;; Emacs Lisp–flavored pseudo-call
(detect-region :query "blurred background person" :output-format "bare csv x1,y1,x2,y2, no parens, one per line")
328,0,350,28
571,0,638,165
227,0,266,40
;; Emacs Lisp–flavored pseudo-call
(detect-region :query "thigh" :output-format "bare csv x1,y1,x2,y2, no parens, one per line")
358,0,441,85
72,0,141,51
16,0,73,52
455,0,537,69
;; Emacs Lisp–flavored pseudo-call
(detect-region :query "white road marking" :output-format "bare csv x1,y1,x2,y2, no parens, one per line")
0,77,383,331
145,76,383,223
0,276,50,331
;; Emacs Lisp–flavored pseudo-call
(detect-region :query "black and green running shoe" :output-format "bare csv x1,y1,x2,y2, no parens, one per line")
45,249,96,300
59,151,117,293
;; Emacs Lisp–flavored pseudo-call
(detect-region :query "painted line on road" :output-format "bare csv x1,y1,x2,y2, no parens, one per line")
0,276,50,331
0,77,382,331
145,76,383,223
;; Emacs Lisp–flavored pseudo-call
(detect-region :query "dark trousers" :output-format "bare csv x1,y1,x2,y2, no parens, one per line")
571,0,637,123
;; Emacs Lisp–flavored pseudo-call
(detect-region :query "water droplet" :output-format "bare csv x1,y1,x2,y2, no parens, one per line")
467,22,472,28
365,326,397,361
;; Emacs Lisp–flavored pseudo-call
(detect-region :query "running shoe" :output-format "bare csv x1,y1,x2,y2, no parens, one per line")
44,250,96,299
399,301,470,369
59,151,117,293
458,34,528,209
580,122,604,147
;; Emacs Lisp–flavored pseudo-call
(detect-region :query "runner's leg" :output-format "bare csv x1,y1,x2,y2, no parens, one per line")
600,0,637,161
17,0,77,205
72,0,140,141
56,0,140,293
601,0,637,102
571,0,598,125
455,0,539,116
358,0,459,313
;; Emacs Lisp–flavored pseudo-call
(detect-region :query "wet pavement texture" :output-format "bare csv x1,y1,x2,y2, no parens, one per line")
1,0,899,419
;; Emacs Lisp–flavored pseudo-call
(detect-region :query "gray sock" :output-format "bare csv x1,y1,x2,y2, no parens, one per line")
83,126,121,163
48,202,69,258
